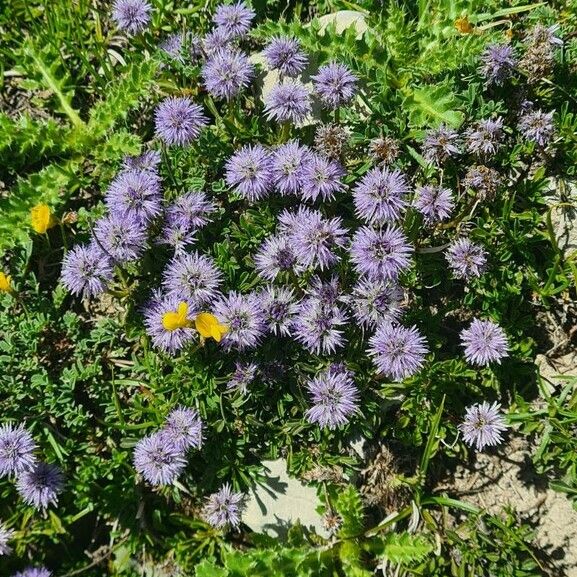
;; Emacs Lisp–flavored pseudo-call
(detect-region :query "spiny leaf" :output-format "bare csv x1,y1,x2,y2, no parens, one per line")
403,84,464,128
382,531,433,564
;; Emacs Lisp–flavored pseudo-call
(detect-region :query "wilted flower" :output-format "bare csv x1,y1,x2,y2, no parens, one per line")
460,319,509,366
16,462,63,510
368,323,428,381
422,125,460,165
154,97,208,146
261,286,299,336
264,81,311,124
0,521,14,556
353,167,409,224
465,117,504,157
519,109,555,147
213,1,255,38
305,365,359,429
227,362,258,394
225,144,273,202
350,226,413,281
112,0,151,34
30,204,57,234
163,407,203,451
314,123,350,159
0,423,37,478
203,483,244,529
350,278,404,329
463,165,501,201
459,401,507,450
202,48,254,100
263,36,308,77
413,185,454,223
300,154,346,202
61,243,114,299
312,61,358,109
445,238,487,279
270,141,311,195
93,212,147,263
479,43,516,85
133,431,187,486
519,24,561,82
369,135,400,165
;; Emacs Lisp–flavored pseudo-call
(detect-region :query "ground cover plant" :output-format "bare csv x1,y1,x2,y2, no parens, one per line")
1,0,577,575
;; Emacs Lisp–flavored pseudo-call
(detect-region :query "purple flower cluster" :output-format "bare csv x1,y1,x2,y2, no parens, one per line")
0,521,14,556
263,37,308,77
11,568,52,577
480,44,516,85
227,362,258,394
312,62,358,109
413,185,454,223
225,144,273,202
212,2,254,39
0,423,37,478
203,483,245,529
459,402,507,451
422,125,460,165
445,238,488,280
154,97,208,146
16,462,64,510
519,109,555,147
465,117,504,157
460,319,509,366
112,0,151,34
202,48,254,100
264,81,311,124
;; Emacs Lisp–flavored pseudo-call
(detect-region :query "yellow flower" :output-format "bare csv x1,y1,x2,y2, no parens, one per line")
162,302,194,331
31,203,57,234
0,272,12,293
195,312,228,342
455,16,473,34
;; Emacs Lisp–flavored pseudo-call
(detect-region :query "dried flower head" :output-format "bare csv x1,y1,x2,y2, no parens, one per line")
369,135,400,165
460,319,509,366
314,123,350,160
422,125,460,165
459,401,507,450
463,165,501,201
465,117,504,157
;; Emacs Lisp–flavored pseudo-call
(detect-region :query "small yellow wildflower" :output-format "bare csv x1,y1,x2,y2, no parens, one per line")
455,16,473,34
162,302,194,331
31,203,57,234
0,272,12,293
195,312,228,342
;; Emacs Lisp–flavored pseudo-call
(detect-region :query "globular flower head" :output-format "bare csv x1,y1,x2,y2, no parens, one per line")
12,568,52,577
519,109,555,147
264,81,311,124
0,521,14,556
350,226,413,281
61,243,114,299
413,185,455,223
94,212,147,264
253,234,301,280
202,28,234,56
112,0,151,34
446,238,487,280
202,48,254,100
212,1,255,39
133,431,187,486
368,323,428,381
213,291,266,351
463,165,501,201
163,407,203,451
227,362,258,394
143,292,197,354
312,61,358,109
480,43,516,85
105,168,162,222
300,154,346,202
459,401,507,450
203,483,244,529
162,252,222,307
160,33,186,63
0,423,37,478
166,191,216,230
154,97,208,147
350,278,404,329
225,144,273,202
122,150,161,173
16,462,63,510
270,141,312,195
261,286,299,336
422,125,460,165
305,365,359,429
263,36,308,77
460,319,509,366
353,167,409,224
465,117,504,157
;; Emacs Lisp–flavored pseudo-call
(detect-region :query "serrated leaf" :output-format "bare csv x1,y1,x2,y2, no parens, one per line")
382,532,433,564
403,84,464,129
195,559,229,577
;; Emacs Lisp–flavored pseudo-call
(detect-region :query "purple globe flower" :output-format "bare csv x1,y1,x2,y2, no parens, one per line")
154,97,208,147
106,168,162,222
459,401,507,450
305,365,359,429
465,117,504,157
289,208,348,270
133,431,187,486
12,568,52,577
264,81,311,124
306,275,342,307
263,36,308,77
300,154,346,202
163,407,203,451
270,141,312,195
0,522,14,556
292,298,348,355
480,44,516,85
16,462,63,510
166,191,216,230
213,291,266,351
225,144,273,202
61,243,114,299
261,286,299,336
213,1,255,38
312,62,358,109
445,238,487,280
202,28,234,57
350,278,404,329
203,483,244,529
519,109,555,147
0,424,36,478
160,33,186,63
253,234,301,280
368,323,428,381
112,0,151,34
350,226,413,281
157,221,196,253
422,125,460,165
202,48,254,100
353,167,409,224
143,292,197,354
93,212,147,264
162,252,222,307
460,319,509,366
227,362,258,394
122,150,161,173
413,185,455,223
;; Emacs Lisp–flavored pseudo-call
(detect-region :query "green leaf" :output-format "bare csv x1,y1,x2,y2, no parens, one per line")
382,532,433,564
403,84,464,128
335,485,365,538
195,559,229,577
